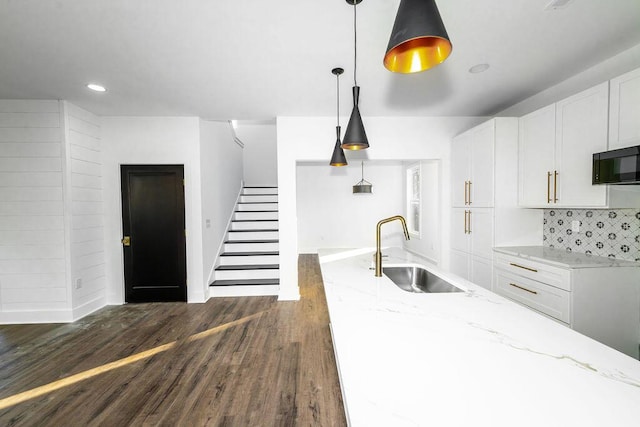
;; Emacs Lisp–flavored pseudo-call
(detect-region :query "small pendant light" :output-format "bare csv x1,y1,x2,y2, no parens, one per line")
330,67,348,167
384,0,452,74
353,161,373,194
341,0,369,151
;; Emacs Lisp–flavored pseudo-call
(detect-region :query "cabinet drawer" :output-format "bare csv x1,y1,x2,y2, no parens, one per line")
494,269,570,324
494,253,571,291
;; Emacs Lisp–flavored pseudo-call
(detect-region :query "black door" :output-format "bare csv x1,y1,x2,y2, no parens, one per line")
121,165,187,302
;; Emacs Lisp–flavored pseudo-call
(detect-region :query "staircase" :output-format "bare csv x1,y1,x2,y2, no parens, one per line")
209,186,280,297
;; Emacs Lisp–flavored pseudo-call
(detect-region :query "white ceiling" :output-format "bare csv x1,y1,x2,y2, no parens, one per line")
1,0,640,121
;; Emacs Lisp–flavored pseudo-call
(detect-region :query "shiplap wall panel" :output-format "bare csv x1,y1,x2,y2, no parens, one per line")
0,100,60,113
0,187,63,201
0,229,65,245
0,215,64,230
1,272,66,288
0,142,62,157
72,240,104,255
0,245,66,260
0,172,62,187
71,173,101,189
0,113,60,128
66,102,105,314
0,201,64,216
0,127,61,142
0,158,62,172
0,100,67,317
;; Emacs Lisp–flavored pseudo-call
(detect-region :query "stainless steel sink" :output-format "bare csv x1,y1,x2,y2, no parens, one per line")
383,266,463,293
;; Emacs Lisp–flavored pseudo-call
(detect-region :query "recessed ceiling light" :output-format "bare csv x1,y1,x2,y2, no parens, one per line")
469,63,490,74
86,83,106,92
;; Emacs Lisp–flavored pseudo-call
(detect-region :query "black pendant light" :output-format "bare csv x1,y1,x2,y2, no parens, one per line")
341,0,369,151
330,67,348,167
384,0,452,74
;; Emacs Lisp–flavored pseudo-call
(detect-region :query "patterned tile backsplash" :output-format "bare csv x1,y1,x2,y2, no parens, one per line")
543,209,640,261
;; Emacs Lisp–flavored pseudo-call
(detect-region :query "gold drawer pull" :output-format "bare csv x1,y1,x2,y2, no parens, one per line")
509,282,538,295
509,262,538,273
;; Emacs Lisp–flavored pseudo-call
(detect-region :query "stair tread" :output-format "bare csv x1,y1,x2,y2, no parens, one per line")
216,264,279,271
229,229,279,232
225,239,279,244
234,210,278,213
220,251,279,256
241,193,278,196
210,278,280,286
237,202,278,204
243,186,278,188
231,221,278,223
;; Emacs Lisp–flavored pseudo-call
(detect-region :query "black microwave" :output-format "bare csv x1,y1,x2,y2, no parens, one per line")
592,145,640,185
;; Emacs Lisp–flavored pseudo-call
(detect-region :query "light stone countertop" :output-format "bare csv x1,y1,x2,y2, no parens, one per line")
318,247,640,427
493,245,640,269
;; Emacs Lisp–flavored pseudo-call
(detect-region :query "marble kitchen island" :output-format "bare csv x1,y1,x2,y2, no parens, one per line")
318,248,640,427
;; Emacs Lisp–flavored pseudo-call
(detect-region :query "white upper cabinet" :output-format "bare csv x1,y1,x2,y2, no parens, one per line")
518,103,556,207
555,82,609,206
518,83,609,208
451,120,495,208
609,67,640,150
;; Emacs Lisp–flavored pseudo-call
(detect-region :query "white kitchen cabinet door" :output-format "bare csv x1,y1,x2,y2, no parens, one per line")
518,103,556,207
449,249,470,280
450,208,470,253
469,208,494,259
470,121,495,208
451,131,472,207
609,67,640,149
555,82,608,207
470,256,493,291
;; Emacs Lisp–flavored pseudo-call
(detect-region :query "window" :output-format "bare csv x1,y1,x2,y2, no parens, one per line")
406,163,421,237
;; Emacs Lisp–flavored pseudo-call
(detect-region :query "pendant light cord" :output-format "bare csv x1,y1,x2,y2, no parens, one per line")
353,1,358,86
336,72,340,127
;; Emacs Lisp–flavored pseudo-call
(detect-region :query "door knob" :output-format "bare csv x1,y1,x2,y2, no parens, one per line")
121,236,131,246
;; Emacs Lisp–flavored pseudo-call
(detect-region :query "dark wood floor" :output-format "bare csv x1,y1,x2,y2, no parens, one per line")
0,255,346,426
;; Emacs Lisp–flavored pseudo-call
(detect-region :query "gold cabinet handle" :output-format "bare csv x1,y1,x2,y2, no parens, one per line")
464,181,469,205
547,172,552,203
509,282,538,295
468,181,472,205
509,262,538,273
553,170,558,203
467,211,471,234
464,210,467,233
121,236,131,246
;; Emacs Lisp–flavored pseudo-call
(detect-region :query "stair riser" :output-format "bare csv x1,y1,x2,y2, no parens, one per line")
219,255,280,266
209,284,280,297
231,221,279,230
243,188,278,195
224,242,279,252
227,231,278,241
236,203,278,212
234,211,279,221
239,195,278,203
215,269,279,280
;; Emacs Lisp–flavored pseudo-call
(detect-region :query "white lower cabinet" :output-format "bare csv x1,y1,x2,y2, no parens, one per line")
494,252,640,359
450,249,492,290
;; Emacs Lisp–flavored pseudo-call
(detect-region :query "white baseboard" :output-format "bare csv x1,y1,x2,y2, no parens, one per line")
0,309,74,325
72,297,107,321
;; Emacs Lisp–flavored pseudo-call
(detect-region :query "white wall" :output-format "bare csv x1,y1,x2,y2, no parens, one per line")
236,123,277,186
199,120,244,288
276,116,488,300
0,100,106,323
101,117,207,303
296,161,405,253
0,100,68,323
63,102,107,319
403,160,441,264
